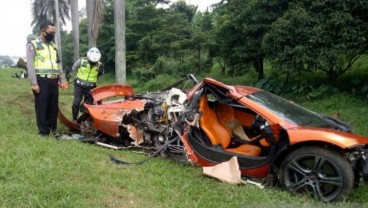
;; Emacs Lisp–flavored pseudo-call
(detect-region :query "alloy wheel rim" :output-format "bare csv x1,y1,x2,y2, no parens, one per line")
284,154,344,202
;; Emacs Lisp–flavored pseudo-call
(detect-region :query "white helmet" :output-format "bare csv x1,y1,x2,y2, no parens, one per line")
87,47,101,63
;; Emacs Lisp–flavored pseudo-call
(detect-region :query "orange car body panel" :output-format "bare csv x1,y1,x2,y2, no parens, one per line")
58,84,140,135
240,163,271,178
85,100,146,138
181,133,216,165
286,127,368,148
91,84,134,102
58,107,79,131
87,84,146,138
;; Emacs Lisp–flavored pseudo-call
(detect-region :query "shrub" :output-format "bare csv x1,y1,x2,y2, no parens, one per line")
136,74,179,92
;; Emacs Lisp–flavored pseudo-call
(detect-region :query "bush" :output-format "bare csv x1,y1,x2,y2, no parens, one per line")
133,66,156,83
255,77,339,99
135,74,179,92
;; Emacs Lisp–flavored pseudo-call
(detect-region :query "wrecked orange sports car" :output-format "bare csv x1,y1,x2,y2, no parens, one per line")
59,74,368,202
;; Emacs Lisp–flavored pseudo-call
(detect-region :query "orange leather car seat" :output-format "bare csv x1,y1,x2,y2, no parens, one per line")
216,103,251,142
234,109,255,127
216,103,235,126
217,103,270,147
198,95,261,156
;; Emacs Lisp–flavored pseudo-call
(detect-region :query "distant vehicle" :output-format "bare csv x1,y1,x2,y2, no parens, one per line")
59,74,368,202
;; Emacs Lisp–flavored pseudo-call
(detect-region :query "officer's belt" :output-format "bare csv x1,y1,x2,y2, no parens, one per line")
76,78,96,87
35,69,60,74
37,74,59,79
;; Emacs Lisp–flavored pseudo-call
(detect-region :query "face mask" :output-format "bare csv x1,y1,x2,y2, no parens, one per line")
44,32,54,42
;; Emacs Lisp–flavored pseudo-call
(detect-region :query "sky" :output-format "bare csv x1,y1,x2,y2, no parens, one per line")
0,0,220,58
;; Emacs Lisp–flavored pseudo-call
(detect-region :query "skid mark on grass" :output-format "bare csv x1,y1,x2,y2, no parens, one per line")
3,93,35,116
5,93,33,107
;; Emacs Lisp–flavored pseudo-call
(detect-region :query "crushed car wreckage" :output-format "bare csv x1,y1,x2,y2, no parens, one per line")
58,74,368,202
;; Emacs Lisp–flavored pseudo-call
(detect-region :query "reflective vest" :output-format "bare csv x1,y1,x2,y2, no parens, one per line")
76,57,101,83
31,39,59,75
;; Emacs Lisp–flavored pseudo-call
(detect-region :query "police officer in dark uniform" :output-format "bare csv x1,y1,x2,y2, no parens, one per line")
26,21,68,137
71,47,104,121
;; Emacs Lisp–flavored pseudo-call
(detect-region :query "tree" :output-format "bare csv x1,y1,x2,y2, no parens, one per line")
16,58,27,69
114,0,126,84
96,1,115,72
69,0,80,62
191,11,215,73
87,0,104,48
31,0,70,65
0,56,15,68
126,1,171,67
171,1,215,74
79,19,90,54
31,0,70,28
60,31,74,72
264,0,368,80
171,0,197,22
96,0,210,78
213,0,288,79
54,0,63,63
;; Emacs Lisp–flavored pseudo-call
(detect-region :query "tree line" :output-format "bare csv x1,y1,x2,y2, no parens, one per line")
33,0,368,86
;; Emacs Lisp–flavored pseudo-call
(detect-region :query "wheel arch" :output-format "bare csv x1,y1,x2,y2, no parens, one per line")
273,140,346,170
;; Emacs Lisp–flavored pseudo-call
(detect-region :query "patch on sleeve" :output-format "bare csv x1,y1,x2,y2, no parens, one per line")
28,45,34,52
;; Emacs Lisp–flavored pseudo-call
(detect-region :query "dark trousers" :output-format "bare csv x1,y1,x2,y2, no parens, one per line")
34,77,59,136
72,83,95,120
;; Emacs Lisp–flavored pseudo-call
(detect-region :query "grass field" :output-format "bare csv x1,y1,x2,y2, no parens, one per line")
1,68,368,207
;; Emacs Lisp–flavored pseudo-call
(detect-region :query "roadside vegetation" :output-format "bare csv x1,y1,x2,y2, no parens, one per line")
1,68,368,207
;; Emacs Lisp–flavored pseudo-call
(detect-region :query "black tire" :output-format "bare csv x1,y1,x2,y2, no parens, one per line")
278,146,354,202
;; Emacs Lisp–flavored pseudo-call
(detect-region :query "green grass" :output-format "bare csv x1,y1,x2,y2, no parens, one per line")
295,94,368,136
1,68,368,207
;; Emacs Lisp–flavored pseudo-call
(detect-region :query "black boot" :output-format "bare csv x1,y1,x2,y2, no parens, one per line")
72,105,79,121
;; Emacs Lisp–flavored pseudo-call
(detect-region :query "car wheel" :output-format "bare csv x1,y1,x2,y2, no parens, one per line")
278,146,354,202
